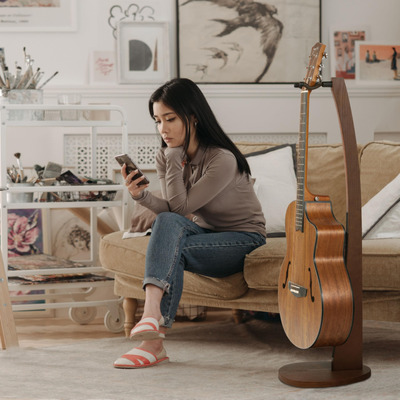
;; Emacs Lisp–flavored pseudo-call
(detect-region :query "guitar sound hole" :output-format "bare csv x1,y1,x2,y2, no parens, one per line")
282,261,291,288
308,267,315,302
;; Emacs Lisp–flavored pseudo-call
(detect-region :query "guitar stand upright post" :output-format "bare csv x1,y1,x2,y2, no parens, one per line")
278,77,371,387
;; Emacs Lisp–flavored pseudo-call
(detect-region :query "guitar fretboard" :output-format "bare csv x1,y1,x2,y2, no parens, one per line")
295,90,309,231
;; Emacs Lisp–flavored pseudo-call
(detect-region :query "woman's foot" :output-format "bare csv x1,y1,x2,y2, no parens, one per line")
130,316,165,340
113,341,168,369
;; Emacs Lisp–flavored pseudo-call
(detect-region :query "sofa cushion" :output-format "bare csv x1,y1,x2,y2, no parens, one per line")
236,142,349,226
362,238,400,291
246,145,297,235
307,144,348,226
360,141,400,206
100,231,248,300
244,237,287,289
243,237,400,292
362,172,400,238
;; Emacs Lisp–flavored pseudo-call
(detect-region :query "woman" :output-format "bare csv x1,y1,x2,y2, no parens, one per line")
114,78,266,368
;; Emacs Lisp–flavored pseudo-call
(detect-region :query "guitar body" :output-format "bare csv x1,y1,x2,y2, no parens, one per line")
278,197,354,349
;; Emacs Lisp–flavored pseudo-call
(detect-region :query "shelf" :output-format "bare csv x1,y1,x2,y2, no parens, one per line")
5,201,122,209
7,265,105,277
0,103,128,331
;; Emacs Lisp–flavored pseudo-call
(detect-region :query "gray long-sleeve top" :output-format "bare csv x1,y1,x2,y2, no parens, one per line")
134,145,266,237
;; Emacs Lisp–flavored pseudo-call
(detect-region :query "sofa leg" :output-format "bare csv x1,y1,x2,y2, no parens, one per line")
123,297,138,338
232,309,244,324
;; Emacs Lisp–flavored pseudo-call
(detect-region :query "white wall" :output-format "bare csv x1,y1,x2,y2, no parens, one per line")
1,0,400,169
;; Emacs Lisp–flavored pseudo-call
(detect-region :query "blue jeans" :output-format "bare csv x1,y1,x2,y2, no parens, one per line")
143,212,266,328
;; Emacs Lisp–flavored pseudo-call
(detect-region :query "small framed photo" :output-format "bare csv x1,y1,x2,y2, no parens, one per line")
90,50,117,85
117,21,170,84
355,42,400,81
329,28,368,79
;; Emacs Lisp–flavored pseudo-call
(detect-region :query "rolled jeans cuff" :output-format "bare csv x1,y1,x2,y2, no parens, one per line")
142,277,171,294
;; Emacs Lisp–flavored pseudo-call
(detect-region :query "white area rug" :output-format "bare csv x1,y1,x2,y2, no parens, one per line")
0,318,399,400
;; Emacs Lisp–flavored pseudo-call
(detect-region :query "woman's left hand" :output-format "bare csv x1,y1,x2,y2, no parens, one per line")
122,164,149,198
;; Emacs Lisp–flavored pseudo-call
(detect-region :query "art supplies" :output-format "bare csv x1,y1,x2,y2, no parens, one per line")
0,47,59,95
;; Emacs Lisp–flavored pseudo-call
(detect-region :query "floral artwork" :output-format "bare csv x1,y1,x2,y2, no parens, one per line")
7,209,44,258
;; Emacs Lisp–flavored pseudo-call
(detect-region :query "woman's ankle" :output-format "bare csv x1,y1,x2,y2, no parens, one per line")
139,339,164,354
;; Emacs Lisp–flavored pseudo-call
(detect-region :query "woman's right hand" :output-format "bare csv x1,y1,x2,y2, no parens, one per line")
122,164,149,198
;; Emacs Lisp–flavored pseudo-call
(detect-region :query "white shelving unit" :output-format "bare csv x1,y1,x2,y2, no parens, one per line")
0,103,129,333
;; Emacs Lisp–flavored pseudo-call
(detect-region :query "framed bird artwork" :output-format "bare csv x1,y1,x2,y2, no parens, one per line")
177,0,321,83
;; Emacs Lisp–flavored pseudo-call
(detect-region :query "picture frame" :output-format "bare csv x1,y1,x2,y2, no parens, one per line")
50,209,91,262
0,0,77,32
329,28,368,79
176,0,321,83
6,208,51,318
7,208,49,258
117,20,170,84
355,42,400,81
89,50,117,85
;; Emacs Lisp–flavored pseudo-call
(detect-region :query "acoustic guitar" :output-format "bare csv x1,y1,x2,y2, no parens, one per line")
278,43,354,349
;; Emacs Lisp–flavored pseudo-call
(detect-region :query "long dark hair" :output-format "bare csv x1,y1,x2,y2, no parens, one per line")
148,78,251,175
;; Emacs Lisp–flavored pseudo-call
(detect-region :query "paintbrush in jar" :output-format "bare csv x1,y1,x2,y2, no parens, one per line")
14,152,24,181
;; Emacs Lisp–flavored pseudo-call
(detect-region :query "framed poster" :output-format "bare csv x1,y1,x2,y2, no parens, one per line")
355,42,400,81
177,0,321,83
90,50,117,85
330,28,367,79
0,0,77,32
6,208,50,317
50,209,91,262
7,208,48,258
117,20,170,84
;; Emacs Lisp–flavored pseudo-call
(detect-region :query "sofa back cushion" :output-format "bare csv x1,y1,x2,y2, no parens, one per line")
236,142,348,225
360,141,400,205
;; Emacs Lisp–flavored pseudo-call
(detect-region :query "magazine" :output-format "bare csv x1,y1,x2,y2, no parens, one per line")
8,253,112,283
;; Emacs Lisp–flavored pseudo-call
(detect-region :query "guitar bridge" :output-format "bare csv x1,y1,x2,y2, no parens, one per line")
288,281,307,298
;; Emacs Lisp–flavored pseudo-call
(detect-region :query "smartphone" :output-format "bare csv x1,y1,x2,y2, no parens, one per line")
114,153,150,186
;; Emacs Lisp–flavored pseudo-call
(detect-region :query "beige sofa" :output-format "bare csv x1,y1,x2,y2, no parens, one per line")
100,141,400,336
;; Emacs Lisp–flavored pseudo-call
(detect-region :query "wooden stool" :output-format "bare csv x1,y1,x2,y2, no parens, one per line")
0,250,19,349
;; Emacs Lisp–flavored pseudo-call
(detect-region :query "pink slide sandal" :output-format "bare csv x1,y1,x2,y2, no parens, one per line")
113,347,169,369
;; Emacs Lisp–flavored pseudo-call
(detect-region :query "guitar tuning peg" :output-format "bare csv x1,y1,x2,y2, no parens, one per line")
323,52,328,59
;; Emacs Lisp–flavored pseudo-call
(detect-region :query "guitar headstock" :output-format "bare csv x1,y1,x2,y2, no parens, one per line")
304,42,326,87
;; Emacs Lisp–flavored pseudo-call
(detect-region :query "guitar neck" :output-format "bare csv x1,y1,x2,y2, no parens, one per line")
295,89,310,231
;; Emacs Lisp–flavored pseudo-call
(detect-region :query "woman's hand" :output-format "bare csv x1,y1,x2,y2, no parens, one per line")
122,164,149,198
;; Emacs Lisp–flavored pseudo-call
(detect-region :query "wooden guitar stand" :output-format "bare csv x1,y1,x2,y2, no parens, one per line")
278,77,371,387
0,248,19,349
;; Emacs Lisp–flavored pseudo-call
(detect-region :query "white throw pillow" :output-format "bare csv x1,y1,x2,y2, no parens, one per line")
246,145,297,235
362,172,400,239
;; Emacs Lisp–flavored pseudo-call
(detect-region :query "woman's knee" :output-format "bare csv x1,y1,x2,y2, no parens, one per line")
153,212,188,229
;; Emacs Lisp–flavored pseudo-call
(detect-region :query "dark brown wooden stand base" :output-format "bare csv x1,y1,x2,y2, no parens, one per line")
279,362,371,388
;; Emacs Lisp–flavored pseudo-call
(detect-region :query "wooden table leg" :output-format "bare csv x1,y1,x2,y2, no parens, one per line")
122,297,138,338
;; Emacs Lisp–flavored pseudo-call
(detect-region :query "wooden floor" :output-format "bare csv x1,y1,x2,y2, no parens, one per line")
13,309,233,348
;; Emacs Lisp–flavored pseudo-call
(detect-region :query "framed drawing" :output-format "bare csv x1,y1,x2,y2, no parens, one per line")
50,209,91,262
6,208,51,317
89,50,117,85
7,208,48,258
117,20,170,84
176,0,321,83
355,42,400,81
330,28,367,79
0,0,77,32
